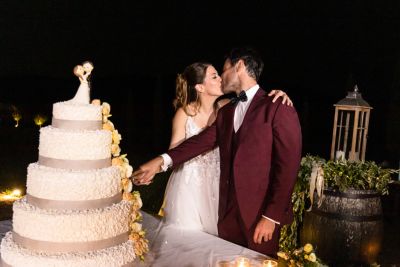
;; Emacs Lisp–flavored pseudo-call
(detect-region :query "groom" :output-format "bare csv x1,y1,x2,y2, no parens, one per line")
133,47,302,256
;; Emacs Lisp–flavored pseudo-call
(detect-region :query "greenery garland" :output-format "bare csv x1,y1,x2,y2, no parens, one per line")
279,155,398,253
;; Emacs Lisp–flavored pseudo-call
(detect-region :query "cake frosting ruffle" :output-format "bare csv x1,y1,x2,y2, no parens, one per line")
13,198,131,243
27,163,121,201
1,232,136,267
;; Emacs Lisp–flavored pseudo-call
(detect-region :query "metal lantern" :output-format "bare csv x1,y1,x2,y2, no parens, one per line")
330,85,372,161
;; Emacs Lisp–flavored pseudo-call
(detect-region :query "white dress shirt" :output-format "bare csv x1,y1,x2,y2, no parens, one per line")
233,84,259,132
161,84,279,224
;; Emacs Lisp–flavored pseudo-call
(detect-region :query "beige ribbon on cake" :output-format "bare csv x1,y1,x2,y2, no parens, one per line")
1,258,12,267
26,193,122,210
122,262,136,267
52,118,103,130
12,231,130,253
1,257,135,267
39,156,111,170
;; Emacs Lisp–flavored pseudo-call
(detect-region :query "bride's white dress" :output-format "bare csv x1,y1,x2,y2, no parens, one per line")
163,116,220,235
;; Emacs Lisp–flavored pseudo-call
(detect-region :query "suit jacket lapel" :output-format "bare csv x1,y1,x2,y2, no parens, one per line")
221,102,235,156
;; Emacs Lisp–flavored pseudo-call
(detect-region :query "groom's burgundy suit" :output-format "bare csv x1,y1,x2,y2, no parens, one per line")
167,89,302,255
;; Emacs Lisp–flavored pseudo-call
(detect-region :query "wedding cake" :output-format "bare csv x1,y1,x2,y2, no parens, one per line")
0,62,147,267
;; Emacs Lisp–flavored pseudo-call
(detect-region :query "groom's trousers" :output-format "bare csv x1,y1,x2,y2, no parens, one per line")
217,180,281,257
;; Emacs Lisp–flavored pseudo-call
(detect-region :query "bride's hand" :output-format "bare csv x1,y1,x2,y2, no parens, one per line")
132,156,164,185
268,89,293,106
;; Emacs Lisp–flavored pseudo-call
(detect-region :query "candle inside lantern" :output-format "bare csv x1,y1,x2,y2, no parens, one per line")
262,259,277,267
234,256,250,267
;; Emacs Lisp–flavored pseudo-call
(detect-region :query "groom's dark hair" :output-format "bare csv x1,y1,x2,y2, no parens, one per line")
225,47,264,81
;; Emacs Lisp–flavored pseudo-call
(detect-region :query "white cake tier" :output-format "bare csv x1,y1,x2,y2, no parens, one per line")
13,198,131,243
1,232,136,267
27,163,121,202
39,126,111,161
53,101,102,121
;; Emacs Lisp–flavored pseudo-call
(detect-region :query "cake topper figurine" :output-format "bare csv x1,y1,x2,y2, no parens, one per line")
69,61,94,104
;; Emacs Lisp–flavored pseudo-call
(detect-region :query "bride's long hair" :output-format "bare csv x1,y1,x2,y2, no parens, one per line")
173,62,211,116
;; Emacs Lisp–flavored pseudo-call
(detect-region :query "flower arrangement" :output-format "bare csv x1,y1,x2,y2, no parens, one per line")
279,155,323,252
92,99,149,260
279,155,399,264
278,243,325,267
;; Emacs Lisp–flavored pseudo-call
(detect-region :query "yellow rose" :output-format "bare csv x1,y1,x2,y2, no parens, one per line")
130,210,140,221
103,120,115,131
118,165,127,178
121,178,130,188
304,254,309,260
131,222,142,232
134,238,149,257
123,179,133,193
125,164,133,178
129,233,140,242
123,192,134,201
308,253,316,262
91,99,101,106
102,102,111,115
303,243,313,254
112,157,124,166
132,193,143,209
112,130,122,145
111,144,121,157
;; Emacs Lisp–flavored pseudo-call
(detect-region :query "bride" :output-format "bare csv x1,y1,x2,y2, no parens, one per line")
147,62,291,235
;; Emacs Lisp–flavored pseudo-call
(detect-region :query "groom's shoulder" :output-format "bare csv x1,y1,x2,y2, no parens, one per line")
258,89,298,115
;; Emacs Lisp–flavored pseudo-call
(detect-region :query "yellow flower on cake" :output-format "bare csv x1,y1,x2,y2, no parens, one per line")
102,102,111,115
111,144,121,157
129,232,140,242
123,192,134,201
116,164,128,178
112,156,124,167
123,179,133,193
130,222,142,232
133,237,149,260
103,114,112,123
125,164,133,178
112,129,122,145
103,120,115,131
91,99,101,106
112,154,128,168
303,243,313,254
132,191,143,210
130,210,140,221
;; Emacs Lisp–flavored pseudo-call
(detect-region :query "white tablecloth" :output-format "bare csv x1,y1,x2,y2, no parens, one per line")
1,212,272,267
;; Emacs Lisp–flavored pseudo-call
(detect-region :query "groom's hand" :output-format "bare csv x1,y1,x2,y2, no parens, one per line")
132,156,164,185
253,217,276,244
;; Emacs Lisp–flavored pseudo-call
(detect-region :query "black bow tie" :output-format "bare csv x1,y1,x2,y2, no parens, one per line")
231,90,248,104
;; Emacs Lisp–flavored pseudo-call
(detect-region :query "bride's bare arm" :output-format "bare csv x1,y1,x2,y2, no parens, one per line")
169,108,188,149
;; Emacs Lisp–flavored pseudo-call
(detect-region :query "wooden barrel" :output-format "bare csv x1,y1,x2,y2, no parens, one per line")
300,189,383,266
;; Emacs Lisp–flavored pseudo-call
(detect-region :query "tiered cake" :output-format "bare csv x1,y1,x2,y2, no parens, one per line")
0,64,138,267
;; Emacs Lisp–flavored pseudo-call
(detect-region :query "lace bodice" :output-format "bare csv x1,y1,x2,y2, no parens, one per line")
180,116,220,185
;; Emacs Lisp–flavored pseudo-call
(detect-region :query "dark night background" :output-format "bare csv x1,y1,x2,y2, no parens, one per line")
1,1,400,183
